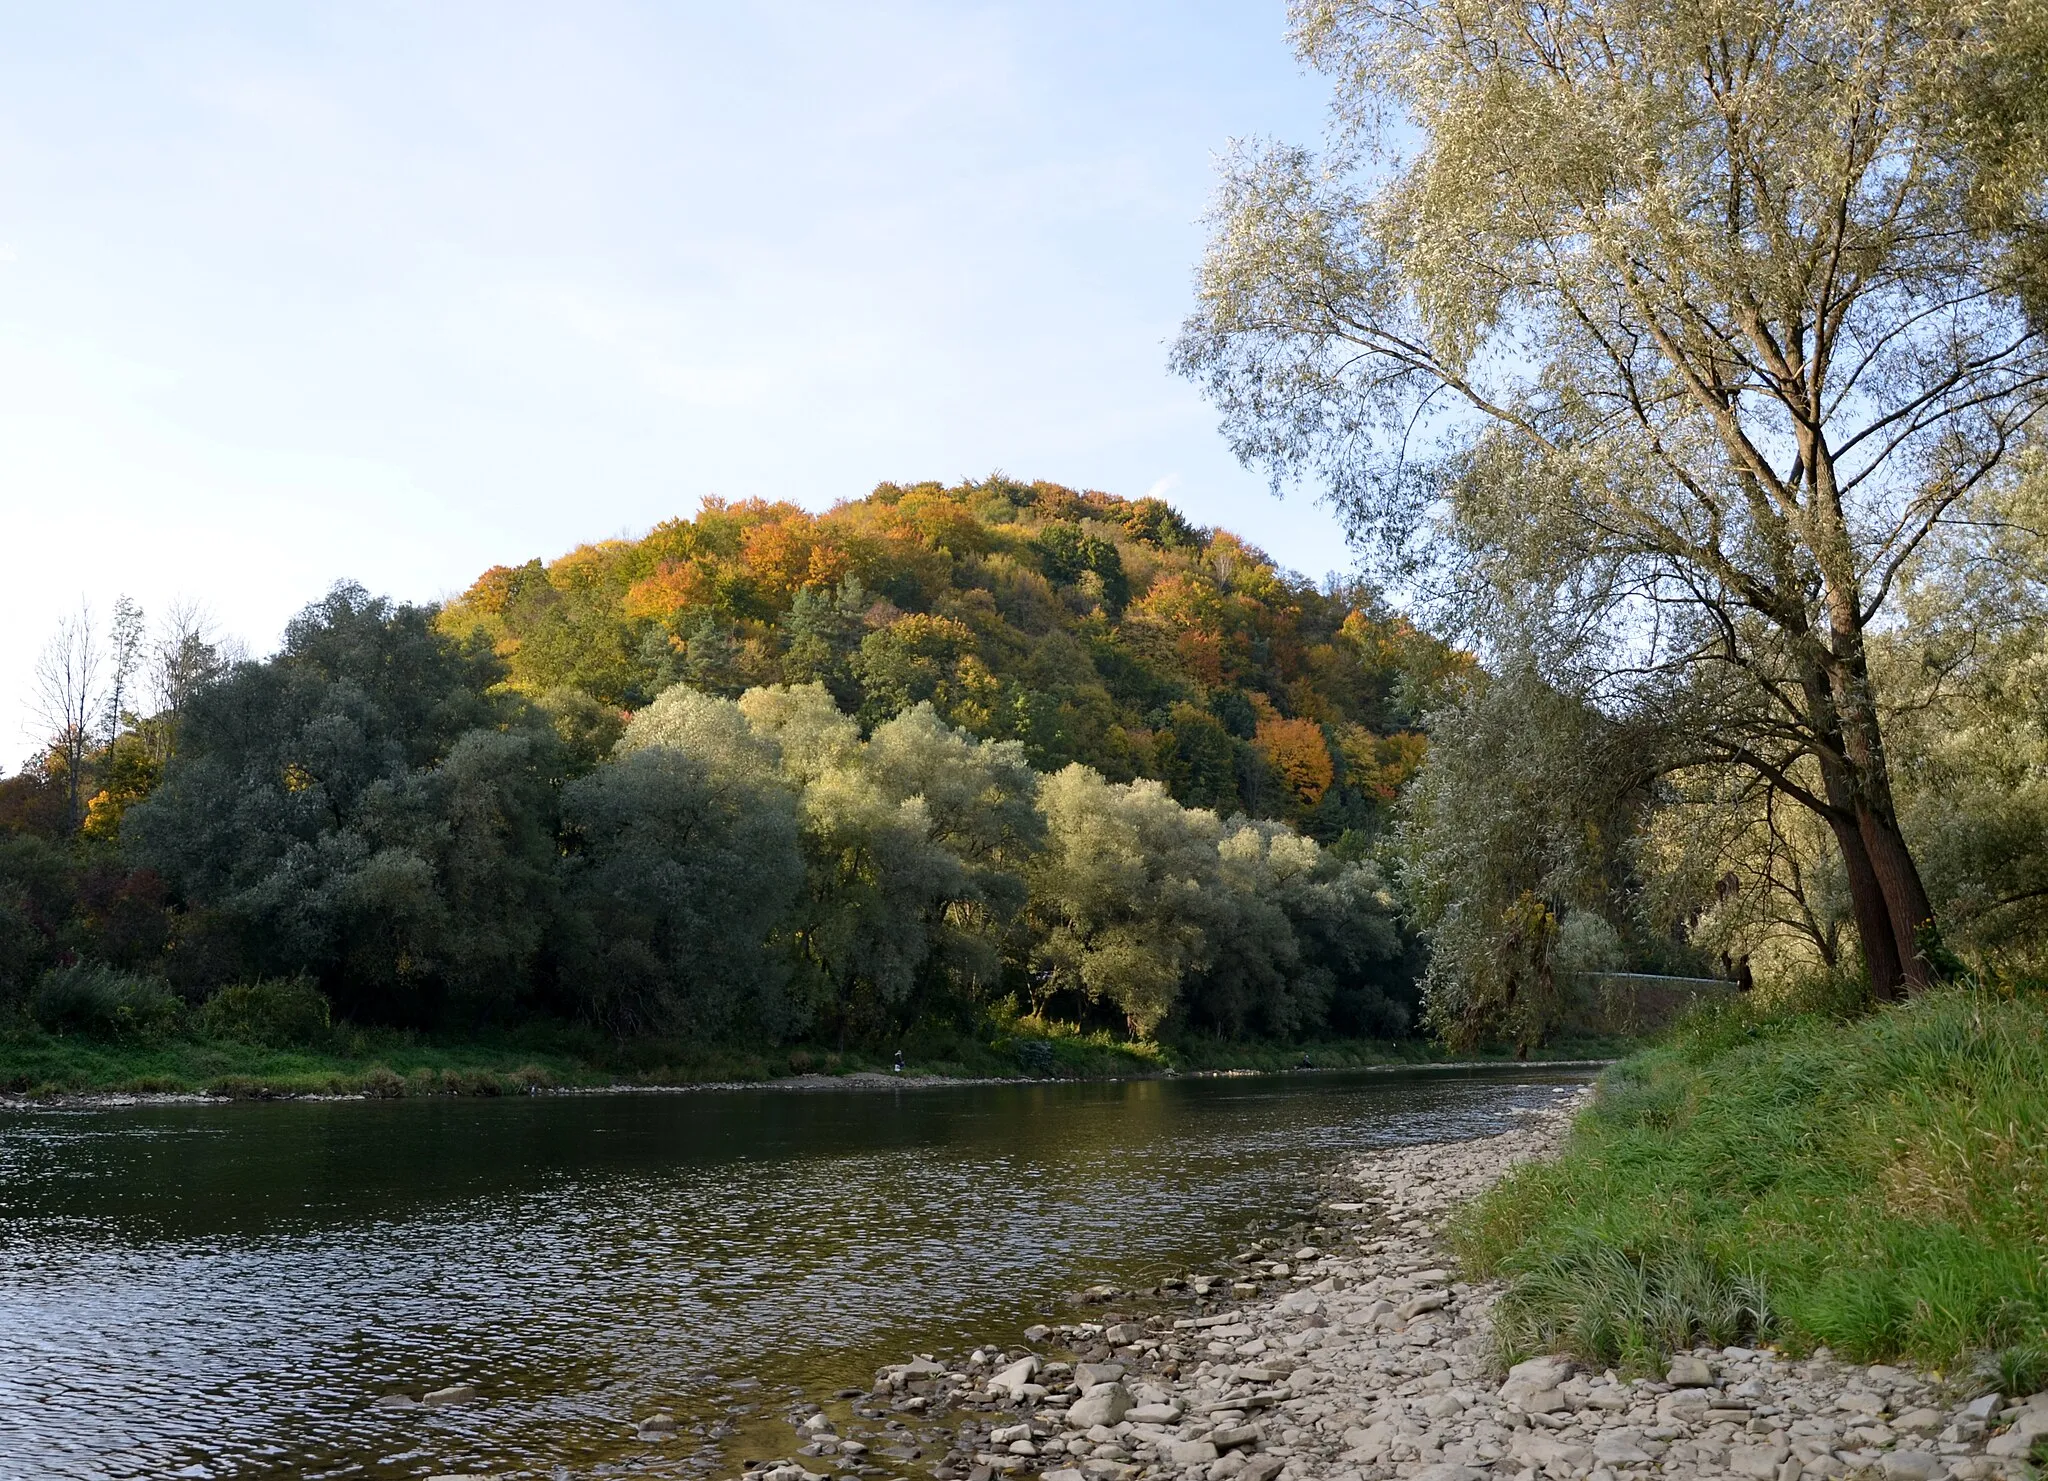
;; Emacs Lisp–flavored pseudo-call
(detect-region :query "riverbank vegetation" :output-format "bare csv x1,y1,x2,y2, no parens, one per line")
8,0,2048,1132
1175,0,2048,1035
1453,983,2048,1387
1,485,1473,1088
1170,0,2048,1383
0,1016,1601,1099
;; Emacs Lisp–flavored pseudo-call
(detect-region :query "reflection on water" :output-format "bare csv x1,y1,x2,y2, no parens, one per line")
0,1067,1592,1479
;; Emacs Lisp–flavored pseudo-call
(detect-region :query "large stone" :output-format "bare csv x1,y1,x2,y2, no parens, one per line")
1667,1356,1714,1387
422,1384,477,1407
1398,1291,1448,1320
1500,1355,1573,1410
988,1358,1040,1399
1072,1363,1126,1388
1167,1441,1218,1466
1657,1387,1712,1422
1726,1441,1790,1478
1340,1421,1392,1460
1239,1456,1284,1481
1408,1468,1486,1481
1208,1425,1260,1451
1126,1403,1181,1425
1878,1452,1941,1480
1277,1289,1322,1316
1064,1383,1133,1430
1839,1388,1889,1415
1510,1432,1590,1470
1041,1470,1086,1481
1986,1407,2048,1457
1592,1430,1653,1466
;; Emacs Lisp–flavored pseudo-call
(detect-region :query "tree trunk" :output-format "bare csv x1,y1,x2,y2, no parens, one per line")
1822,802,1904,1000
1798,656,1908,998
1858,804,1936,988
1828,641,1937,987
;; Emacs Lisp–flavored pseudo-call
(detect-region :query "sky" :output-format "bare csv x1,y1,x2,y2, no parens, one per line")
0,0,1358,769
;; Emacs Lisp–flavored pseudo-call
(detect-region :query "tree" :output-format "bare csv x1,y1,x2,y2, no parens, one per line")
32,601,104,833
559,741,804,1038
124,584,552,1021
1396,662,1653,1050
1029,767,1224,1037
1176,0,2048,993
102,596,145,750
151,600,219,717
727,684,988,1038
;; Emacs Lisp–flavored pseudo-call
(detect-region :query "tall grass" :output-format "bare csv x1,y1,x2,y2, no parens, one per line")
1452,984,2048,1377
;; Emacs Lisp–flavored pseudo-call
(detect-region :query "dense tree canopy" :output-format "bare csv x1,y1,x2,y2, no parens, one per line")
436,476,1466,841
4,493,1427,1049
1178,0,2048,996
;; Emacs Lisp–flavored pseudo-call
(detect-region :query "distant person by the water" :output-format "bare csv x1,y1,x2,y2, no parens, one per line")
892,1050,904,1075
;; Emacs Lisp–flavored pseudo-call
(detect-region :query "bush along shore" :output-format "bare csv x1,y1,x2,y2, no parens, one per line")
0,1000,1627,1101
746,1021,2048,1481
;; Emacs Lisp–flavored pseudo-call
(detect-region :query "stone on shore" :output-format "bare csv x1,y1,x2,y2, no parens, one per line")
988,1357,1040,1399
1064,1382,1132,1429
737,1089,2047,1481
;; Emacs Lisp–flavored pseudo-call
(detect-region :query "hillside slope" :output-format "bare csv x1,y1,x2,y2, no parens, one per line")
439,477,1463,836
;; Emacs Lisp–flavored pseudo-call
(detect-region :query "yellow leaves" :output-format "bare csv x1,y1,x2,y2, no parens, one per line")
81,789,122,842
1254,715,1336,809
1337,725,1429,801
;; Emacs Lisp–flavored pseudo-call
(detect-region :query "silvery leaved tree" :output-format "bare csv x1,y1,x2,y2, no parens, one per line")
1174,0,2048,993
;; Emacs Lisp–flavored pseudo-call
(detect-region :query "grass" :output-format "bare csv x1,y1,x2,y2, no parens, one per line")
0,1006,1627,1100
1450,982,2048,1381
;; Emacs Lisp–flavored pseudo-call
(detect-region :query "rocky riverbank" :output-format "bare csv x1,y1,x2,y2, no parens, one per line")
733,1091,2045,1481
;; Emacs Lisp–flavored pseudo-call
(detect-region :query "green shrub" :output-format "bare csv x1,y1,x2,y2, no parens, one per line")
30,963,185,1040
198,978,332,1047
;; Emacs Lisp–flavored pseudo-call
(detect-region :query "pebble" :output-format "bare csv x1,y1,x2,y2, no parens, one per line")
719,1091,2047,1481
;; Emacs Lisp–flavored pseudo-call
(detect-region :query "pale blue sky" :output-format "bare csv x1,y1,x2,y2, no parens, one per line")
0,1,1356,765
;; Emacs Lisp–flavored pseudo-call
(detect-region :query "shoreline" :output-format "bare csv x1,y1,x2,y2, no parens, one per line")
783,1089,2044,1481
0,1059,1619,1113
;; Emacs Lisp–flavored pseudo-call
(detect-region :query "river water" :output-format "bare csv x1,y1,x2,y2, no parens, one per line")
0,1067,1592,1481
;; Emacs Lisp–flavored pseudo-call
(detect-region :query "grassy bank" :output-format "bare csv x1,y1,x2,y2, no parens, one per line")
1451,984,2048,1389
0,1013,1621,1099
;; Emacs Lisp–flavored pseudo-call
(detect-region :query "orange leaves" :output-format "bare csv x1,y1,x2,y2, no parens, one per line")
741,517,850,601
437,474,1463,821
1253,716,1335,809
623,561,719,622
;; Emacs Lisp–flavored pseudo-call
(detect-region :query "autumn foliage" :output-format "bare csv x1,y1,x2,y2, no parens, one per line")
439,476,1462,835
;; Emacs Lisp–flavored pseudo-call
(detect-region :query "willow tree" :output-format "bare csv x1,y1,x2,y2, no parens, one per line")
1175,0,2048,993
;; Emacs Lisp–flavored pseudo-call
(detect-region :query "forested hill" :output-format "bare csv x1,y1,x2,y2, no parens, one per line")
439,477,1465,839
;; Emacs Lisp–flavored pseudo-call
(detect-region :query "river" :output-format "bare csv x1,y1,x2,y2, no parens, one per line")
0,1067,1594,1480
